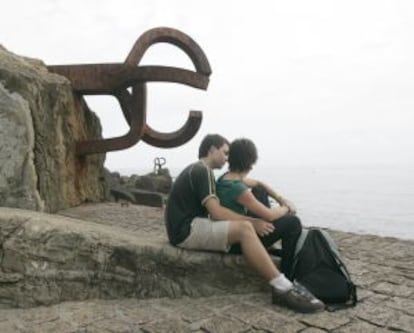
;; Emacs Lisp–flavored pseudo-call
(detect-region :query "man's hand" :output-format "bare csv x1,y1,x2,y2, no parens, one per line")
252,220,275,237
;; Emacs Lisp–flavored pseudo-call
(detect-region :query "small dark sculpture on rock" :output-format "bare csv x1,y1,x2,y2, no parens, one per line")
106,157,173,208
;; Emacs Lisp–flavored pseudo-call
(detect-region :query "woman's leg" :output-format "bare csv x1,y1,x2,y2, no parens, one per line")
249,185,302,275
260,215,302,275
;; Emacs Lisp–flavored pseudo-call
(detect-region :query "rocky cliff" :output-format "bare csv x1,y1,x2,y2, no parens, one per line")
0,46,107,212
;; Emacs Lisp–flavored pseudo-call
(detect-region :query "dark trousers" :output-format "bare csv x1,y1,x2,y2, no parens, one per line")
229,186,302,276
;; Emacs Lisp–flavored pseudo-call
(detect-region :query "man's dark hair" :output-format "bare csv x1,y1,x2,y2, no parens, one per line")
228,138,258,172
198,134,229,158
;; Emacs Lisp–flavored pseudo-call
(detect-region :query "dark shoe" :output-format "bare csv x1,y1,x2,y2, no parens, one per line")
272,281,325,313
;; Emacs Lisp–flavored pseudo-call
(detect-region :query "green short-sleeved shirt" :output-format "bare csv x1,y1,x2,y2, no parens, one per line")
165,161,218,245
216,177,249,215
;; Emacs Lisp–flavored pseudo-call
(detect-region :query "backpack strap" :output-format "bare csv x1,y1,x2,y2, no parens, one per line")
288,228,309,280
294,228,309,257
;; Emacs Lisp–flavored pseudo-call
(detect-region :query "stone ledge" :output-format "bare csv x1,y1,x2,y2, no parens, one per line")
0,203,412,332
0,207,274,309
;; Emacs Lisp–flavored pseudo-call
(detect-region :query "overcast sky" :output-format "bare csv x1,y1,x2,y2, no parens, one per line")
2,0,414,173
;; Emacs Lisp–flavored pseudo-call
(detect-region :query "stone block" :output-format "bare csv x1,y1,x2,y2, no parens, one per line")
0,207,266,308
0,46,107,213
130,189,163,207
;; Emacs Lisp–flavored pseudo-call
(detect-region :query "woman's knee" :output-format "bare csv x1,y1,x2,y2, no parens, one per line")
251,185,267,197
251,186,270,206
275,215,302,234
287,215,302,234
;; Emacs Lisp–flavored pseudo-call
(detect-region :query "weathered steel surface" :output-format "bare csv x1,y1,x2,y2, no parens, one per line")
47,27,211,155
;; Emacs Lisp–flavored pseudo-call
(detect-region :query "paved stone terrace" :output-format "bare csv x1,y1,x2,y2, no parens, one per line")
0,203,413,332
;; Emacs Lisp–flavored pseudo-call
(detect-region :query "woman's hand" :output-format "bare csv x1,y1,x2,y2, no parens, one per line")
252,220,275,237
283,199,297,215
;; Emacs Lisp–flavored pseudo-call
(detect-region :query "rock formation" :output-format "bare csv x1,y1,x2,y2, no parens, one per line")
0,207,265,308
105,168,172,207
0,46,107,213
134,168,173,194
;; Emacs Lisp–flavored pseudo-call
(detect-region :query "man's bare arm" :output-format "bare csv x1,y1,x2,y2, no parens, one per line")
204,197,275,236
204,197,254,221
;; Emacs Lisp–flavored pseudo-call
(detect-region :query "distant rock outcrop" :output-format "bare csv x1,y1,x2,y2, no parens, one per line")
0,46,107,213
134,168,173,194
105,168,172,207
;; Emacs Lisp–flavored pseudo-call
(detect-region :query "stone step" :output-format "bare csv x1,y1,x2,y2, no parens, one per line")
0,207,277,309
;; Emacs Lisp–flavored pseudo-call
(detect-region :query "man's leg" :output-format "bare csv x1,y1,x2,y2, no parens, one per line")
178,218,281,282
226,219,324,313
227,220,279,281
228,216,301,269
179,217,324,313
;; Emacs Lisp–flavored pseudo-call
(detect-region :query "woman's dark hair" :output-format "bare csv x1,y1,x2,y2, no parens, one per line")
198,134,229,158
228,138,258,172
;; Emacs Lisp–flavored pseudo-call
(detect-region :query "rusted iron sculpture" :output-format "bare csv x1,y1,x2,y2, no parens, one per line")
47,27,211,156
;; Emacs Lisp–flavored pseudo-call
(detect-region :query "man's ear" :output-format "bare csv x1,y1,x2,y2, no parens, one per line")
208,146,216,155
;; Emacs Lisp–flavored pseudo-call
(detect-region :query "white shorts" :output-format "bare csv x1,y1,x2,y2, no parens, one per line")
177,217,230,252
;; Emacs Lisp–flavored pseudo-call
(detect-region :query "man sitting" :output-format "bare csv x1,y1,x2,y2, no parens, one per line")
165,134,324,313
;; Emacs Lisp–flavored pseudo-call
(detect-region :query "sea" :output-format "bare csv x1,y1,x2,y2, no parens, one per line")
244,164,414,240
117,164,414,240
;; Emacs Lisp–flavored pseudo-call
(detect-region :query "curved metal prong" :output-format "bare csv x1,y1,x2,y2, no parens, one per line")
125,27,211,76
125,28,210,150
48,65,209,94
76,84,147,155
119,66,209,91
142,110,202,148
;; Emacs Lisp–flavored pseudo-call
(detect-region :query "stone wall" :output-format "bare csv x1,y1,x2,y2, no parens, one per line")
0,207,265,309
0,46,107,212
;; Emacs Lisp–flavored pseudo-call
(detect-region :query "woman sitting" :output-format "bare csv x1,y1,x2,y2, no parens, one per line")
216,138,301,276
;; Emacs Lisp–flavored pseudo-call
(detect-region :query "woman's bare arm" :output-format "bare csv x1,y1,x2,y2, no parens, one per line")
243,178,297,214
237,190,289,221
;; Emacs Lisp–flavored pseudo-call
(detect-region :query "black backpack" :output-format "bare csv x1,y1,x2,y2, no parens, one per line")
288,228,357,311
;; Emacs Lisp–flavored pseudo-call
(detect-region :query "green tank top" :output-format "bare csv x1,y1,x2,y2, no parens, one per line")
216,177,249,215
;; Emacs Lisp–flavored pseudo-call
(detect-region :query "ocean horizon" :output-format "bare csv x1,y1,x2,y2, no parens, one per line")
112,163,414,240
247,164,414,241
